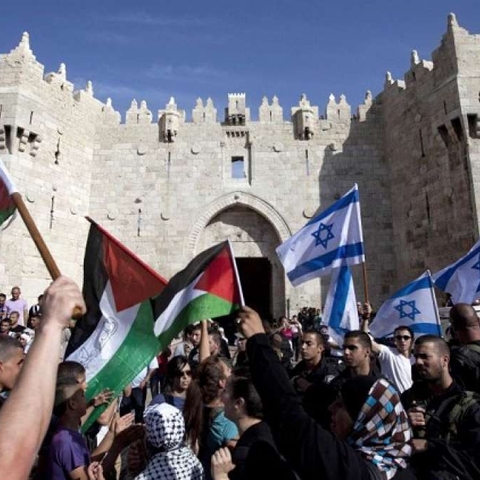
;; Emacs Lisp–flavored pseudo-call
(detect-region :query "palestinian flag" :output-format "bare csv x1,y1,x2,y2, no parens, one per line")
152,240,244,347
66,218,167,430
0,158,18,228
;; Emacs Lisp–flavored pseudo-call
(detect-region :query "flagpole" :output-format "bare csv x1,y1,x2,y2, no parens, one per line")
11,192,61,279
362,261,370,304
427,269,442,336
227,239,245,306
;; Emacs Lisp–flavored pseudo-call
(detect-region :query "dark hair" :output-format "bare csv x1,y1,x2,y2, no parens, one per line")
415,335,450,356
164,355,189,393
394,325,415,341
208,329,222,349
57,361,86,382
183,356,228,452
303,329,324,346
0,293,6,300
53,376,80,417
344,330,372,349
0,336,22,362
228,376,263,419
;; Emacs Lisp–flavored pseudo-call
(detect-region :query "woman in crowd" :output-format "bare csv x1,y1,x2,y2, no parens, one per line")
150,355,192,411
219,375,297,480
183,356,238,479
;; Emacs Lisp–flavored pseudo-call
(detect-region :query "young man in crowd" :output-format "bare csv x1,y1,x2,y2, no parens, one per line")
0,319,11,337
8,311,25,335
449,303,480,393
401,335,480,479
5,286,28,327
362,321,414,393
289,329,342,398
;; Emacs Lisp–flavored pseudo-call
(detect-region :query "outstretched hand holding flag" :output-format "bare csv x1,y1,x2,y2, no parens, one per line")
276,184,364,286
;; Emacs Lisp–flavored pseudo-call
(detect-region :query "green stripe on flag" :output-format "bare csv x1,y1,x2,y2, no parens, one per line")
82,300,160,432
0,206,15,226
156,292,240,349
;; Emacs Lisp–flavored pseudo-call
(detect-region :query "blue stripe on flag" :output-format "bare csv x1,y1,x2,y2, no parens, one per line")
379,322,441,338
305,187,360,227
390,276,433,299
287,242,364,283
434,243,480,290
329,266,351,332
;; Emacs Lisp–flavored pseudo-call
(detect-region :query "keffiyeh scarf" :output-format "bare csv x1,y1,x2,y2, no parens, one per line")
135,403,204,480
348,378,412,480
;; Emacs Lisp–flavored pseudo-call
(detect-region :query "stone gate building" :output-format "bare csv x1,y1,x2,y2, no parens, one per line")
0,13,479,317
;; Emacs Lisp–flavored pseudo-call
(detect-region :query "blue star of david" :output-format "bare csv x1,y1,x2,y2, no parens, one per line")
394,299,421,321
311,222,335,249
472,255,480,271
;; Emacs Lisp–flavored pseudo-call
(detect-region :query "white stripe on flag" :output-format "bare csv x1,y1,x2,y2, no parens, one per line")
153,273,205,336
370,271,441,338
432,239,480,304
323,265,359,346
276,184,364,286
0,156,19,194
67,281,141,381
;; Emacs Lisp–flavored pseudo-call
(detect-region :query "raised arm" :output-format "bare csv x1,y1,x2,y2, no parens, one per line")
0,276,86,480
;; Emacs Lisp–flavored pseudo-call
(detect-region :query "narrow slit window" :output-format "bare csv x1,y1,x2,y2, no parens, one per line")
231,156,245,179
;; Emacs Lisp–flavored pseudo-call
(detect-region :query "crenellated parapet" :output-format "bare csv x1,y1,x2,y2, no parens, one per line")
126,99,154,125
225,93,250,125
101,98,121,125
259,96,283,123
325,93,351,123
192,97,217,124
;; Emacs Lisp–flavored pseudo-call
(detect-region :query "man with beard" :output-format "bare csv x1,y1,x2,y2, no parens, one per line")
401,335,480,480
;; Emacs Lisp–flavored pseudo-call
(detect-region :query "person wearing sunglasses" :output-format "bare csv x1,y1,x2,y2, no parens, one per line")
150,355,192,412
362,318,414,393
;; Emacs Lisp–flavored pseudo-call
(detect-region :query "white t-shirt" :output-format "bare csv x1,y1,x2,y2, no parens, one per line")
130,358,159,389
378,344,414,393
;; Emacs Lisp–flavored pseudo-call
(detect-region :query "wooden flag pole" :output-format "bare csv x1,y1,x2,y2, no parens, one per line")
362,261,370,305
11,192,61,280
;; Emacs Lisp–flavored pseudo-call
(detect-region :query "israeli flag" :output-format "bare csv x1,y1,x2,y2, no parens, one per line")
432,239,480,304
276,185,364,286
323,265,359,345
370,271,441,338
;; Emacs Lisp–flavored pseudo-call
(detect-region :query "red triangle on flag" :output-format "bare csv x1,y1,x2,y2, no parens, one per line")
90,220,167,312
194,244,241,305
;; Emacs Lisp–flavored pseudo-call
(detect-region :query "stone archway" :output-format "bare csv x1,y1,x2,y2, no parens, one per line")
186,192,291,319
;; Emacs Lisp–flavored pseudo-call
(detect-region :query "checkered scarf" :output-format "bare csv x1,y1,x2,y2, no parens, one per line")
135,403,204,480
347,378,412,480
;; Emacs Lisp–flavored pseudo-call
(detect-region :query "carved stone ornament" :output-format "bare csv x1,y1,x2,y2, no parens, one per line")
25,192,35,203
107,209,118,220
191,144,201,155
161,212,171,221
273,143,284,153
137,145,147,156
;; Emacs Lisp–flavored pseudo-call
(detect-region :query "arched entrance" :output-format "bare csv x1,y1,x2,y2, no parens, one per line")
196,205,284,319
187,192,291,319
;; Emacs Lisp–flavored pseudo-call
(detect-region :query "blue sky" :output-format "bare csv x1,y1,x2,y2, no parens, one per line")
1,1,479,121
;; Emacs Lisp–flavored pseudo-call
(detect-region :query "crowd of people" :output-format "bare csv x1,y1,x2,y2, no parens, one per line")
0,278,480,480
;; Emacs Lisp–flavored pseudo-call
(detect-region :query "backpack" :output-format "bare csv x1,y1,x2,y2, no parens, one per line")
451,343,480,392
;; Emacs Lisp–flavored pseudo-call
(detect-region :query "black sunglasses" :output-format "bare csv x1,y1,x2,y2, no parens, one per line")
394,335,412,341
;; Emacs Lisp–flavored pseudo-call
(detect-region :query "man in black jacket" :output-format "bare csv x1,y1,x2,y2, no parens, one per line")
401,335,480,480
289,329,343,396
